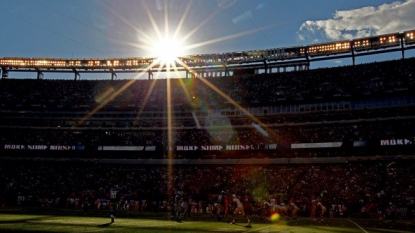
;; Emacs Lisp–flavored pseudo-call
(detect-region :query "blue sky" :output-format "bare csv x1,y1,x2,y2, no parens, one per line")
1,0,415,78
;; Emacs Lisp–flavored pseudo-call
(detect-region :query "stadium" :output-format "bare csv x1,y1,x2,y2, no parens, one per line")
1,12,415,233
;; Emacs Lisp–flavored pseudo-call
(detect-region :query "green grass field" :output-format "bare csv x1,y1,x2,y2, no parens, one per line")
0,208,414,233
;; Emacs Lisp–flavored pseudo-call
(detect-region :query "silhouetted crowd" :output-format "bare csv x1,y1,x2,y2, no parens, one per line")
0,160,414,220
0,58,414,111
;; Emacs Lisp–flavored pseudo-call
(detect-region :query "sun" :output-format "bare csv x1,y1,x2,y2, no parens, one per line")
152,36,184,65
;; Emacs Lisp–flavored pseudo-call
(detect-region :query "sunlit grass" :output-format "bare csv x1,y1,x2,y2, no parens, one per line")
0,211,413,233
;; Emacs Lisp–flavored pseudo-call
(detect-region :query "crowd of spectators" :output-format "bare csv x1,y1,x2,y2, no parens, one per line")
0,160,414,220
0,58,414,111
1,116,414,159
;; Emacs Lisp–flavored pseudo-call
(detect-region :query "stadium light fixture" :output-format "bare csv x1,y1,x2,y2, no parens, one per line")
404,30,415,45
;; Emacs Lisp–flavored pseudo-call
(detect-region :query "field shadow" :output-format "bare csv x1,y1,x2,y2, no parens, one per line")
97,222,113,227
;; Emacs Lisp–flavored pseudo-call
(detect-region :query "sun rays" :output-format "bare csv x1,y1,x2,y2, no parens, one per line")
77,0,279,141
76,1,282,192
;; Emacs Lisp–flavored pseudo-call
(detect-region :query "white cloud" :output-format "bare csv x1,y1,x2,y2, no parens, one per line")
298,0,415,42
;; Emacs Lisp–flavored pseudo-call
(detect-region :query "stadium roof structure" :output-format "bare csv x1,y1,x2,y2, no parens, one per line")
1,29,415,80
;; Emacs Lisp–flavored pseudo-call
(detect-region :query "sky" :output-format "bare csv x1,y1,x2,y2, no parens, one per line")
1,0,415,79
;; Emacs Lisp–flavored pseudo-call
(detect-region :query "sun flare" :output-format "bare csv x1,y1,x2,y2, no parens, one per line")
152,36,184,65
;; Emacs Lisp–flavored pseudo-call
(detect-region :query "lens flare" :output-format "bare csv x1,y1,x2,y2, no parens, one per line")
270,212,280,222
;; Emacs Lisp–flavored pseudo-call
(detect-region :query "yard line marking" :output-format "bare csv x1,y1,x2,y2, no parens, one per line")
347,219,369,233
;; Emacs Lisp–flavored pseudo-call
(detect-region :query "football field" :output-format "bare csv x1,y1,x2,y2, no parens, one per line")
0,210,413,233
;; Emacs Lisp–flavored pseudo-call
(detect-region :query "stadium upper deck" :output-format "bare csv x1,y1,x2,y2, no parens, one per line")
0,57,414,161
1,29,415,80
